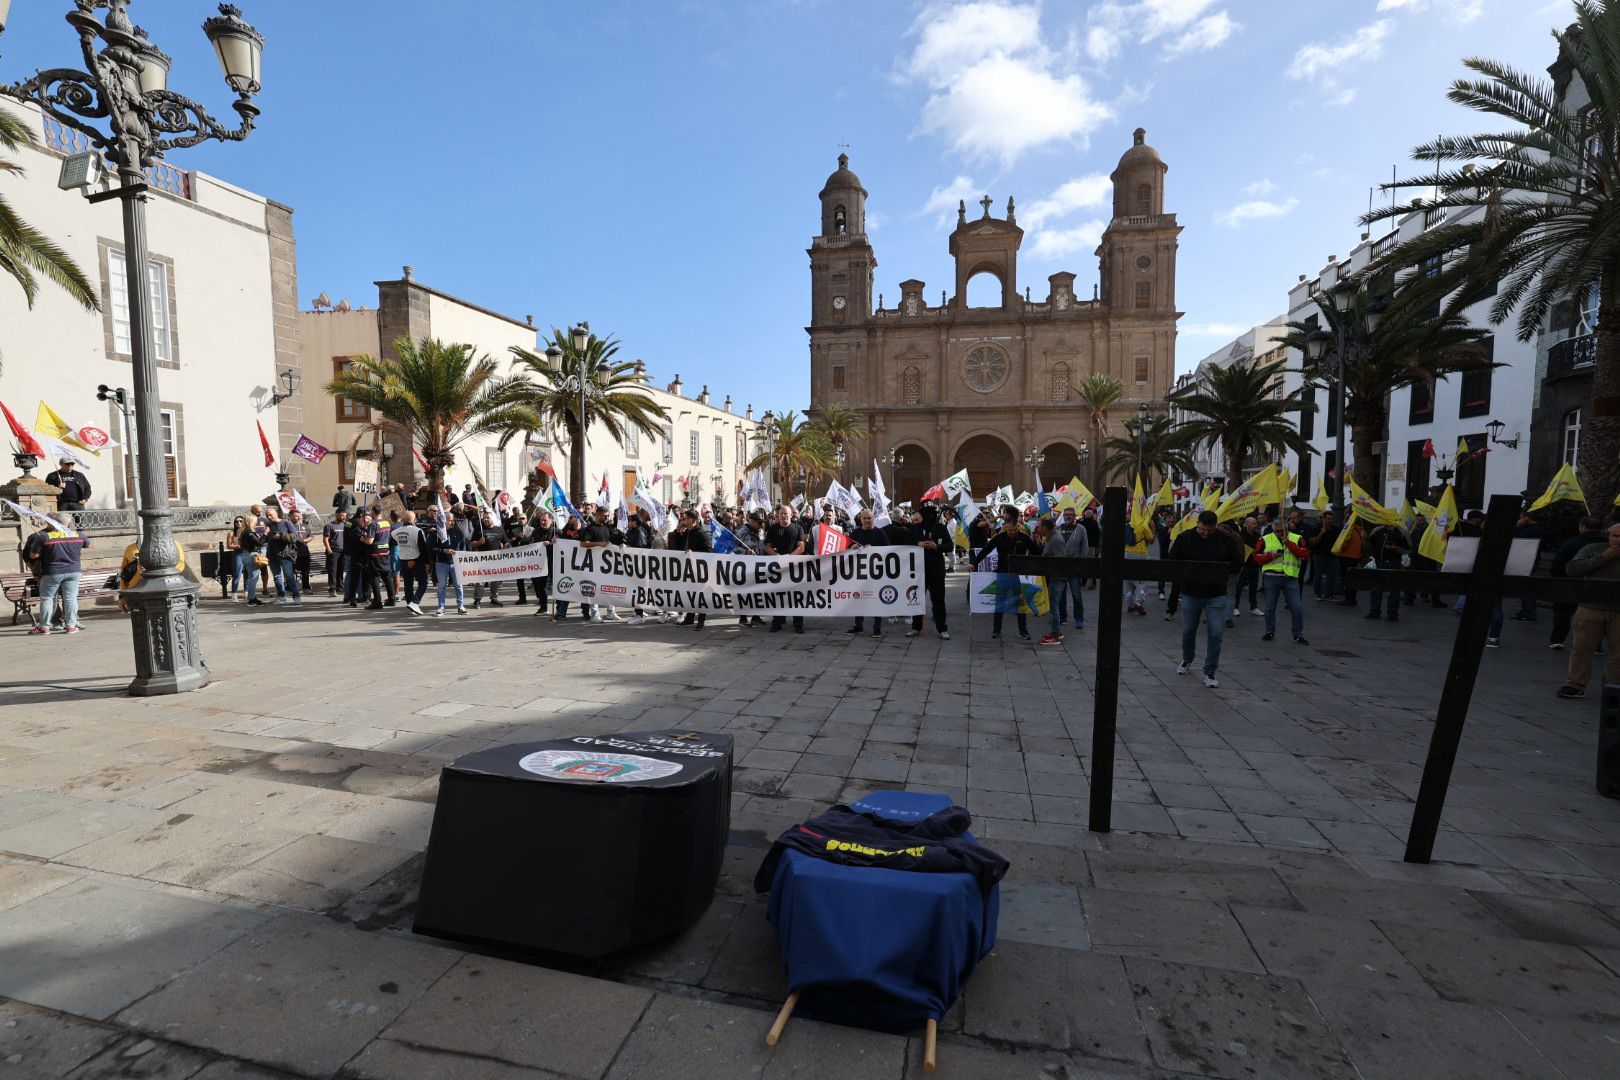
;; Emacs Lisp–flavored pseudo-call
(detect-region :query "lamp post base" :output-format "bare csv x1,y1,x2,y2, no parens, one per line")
125,576,211,696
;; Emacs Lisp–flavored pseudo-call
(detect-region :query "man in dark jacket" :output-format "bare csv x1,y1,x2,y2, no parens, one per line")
23,522,89,634
906,503,952,639
45,459,91,511
846,509,890,638
1550,515,1605,650
1310,510,1341,600
765,504,806,633
1168,510,1246,688
971,508,1035,641
679,508,711,629
1366,521,1410,621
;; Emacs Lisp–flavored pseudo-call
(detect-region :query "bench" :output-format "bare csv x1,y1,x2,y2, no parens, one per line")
2,571,121,626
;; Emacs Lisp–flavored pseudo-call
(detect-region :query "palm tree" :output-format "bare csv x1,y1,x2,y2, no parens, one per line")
0,108,97,340
1280,278,1492,493
746,410,835,499
1174,358,1316,483
325,336,537,502
1100,415,1196,486
1362,2,1620,502
503,328,669,505
1076,373,1125,488
806,403,865,476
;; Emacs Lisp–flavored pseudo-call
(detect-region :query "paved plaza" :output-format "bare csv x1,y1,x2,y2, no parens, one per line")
0,581,1618,1079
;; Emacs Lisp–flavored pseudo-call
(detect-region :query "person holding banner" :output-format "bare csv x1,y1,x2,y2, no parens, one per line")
765,505,807,634
429,508,469,615
528,509,558,616
906,503,952,640
846,509,891,638
679,509,711,630
972,507,1034,641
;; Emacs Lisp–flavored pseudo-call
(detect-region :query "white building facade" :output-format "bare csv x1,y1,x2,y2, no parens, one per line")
297,271,764,512
0,100,298,509
1169,316,1289,486
1282,202,1535,515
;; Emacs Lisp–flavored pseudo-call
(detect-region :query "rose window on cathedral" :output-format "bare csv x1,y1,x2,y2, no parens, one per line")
963,346,1008,394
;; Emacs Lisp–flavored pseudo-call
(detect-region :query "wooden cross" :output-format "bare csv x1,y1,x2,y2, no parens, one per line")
1346,491,1620,863
1008,486,1233,831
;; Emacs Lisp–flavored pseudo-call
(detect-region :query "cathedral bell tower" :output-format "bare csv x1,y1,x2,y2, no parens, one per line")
1099,128,1180,316
809,154,875,327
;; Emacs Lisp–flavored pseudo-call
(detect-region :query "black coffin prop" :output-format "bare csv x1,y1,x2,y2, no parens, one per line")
413,731,733,958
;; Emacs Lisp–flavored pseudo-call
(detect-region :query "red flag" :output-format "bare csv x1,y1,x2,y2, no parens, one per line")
411,444,430,473
920,483,945,502
814,523,850,555
0,399,46,458
534,450,556,479
1421,439,1435,459
257,420,274,467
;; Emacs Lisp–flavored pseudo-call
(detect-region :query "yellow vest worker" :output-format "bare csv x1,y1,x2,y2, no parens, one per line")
1257,530,1306,578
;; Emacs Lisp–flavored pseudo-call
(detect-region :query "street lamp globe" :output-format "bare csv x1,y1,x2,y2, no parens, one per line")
1329,277,1358,313
570,322,590,353
132,32,172,95
0,0,12,35
202,3,265,96
1364,297,1389,333
1304,329,1332,362
544,344,563,372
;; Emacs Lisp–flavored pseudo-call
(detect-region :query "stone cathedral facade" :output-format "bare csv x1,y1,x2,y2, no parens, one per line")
807,129,1181,502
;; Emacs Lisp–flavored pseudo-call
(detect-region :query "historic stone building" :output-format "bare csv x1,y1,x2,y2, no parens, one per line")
807,129,1180,502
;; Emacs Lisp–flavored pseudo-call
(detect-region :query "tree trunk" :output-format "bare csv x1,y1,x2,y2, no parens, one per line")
1351,421,1379,500
566,415,585,508
1584,261,1620,511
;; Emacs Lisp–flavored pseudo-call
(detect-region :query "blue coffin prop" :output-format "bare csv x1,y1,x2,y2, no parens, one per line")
762,790,1001,1033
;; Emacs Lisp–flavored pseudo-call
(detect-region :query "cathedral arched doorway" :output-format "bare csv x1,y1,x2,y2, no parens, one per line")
1039,440,1084,492
891,443,933,505
953,434,1016,498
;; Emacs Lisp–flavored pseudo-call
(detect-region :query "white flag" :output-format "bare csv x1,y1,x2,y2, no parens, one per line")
870,459,891,528
291,489,322,520
632,484,667,530
941,468,972,500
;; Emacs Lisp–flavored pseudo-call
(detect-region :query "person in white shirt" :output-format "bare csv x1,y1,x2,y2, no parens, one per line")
391,510,429,614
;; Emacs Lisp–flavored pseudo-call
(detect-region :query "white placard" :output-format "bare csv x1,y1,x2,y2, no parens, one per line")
1440,536,1540,576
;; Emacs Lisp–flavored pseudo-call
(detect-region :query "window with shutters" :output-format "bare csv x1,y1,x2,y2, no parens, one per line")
336,451,356,484
902,366,922,405
1135,184,1152,215
832,365,846,390
1134,357,1149,384
102,243,179,368
1048,361,1071,403
123,405,182,503
1408,379,1433,425
715,434,723,465
1134,281,1151,308
689,431,700,464
1406,439,1431,498
625,425,639,457
485,448,506,491
333,357,367,421
1458,337,1494,419
662,425,674,461
1455,434,1487,511
1300,386,1316,439
1564,408,1583,466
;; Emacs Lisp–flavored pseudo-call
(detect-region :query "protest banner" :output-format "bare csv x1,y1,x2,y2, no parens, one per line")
968,572,1050,615
275,491,296,515
549,538,923,617
451,544,552,584
375,492,407,520
353,457,379,496
291,434,329,464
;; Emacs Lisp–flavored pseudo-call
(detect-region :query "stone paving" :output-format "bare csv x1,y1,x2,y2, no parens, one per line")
0,578,1617,1078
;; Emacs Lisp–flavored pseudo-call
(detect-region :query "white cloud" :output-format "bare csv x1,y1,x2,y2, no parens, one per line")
1164,11,1237,57
1180,321,1248,338
1086,0,1239,62
919,175,979,228
1022,174,1113,228
899,3,1113,164
866,211,888,233
1288,20,1389,108
1377,0,1483,22
1288,21,1392,83
1028,220,1107,260
1216,197,1299,227
1245,179,1278,196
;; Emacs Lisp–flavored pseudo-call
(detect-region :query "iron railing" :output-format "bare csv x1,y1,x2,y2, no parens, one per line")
1547,333,1597,381
39,116,193,200
0,504,256,532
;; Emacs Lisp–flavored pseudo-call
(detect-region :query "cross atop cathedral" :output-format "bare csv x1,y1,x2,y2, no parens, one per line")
979,195,993,217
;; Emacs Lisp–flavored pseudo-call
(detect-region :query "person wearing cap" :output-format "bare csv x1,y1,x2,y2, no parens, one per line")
45,459,91,512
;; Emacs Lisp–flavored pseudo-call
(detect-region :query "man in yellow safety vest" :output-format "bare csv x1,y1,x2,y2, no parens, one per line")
1254,516,1311,645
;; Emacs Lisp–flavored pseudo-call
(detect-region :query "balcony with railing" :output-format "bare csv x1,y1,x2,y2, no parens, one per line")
38,116,192,200
1547,332,1597,381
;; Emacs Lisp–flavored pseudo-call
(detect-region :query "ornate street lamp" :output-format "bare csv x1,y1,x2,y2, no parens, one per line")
1123,402,1151,483
549,325,609,506
1022,449,1045,491
882,447,904,502
1485,419,1520,450
1305,277,1384,513
759,409,776,504
2,2,265,695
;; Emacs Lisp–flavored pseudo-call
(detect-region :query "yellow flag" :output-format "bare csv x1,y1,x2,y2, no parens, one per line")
1415,499,1437,519
35,400,100,455
1217,464,1279,523
1153,477,1174,511
1347,478,1400,526
1200,483,1223,511
1419,484,1459,564
1128,475,1151,554
1398,498,1416,534
1056,475,1097,512
1311,477,1329,512
1332,519,1351,555
1456,437,1469,461
1169,507,1200,541
1528,462,1587,512
1276,469,1294,505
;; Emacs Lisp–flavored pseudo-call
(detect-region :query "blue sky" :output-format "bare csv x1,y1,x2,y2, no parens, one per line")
1,0,1575,409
